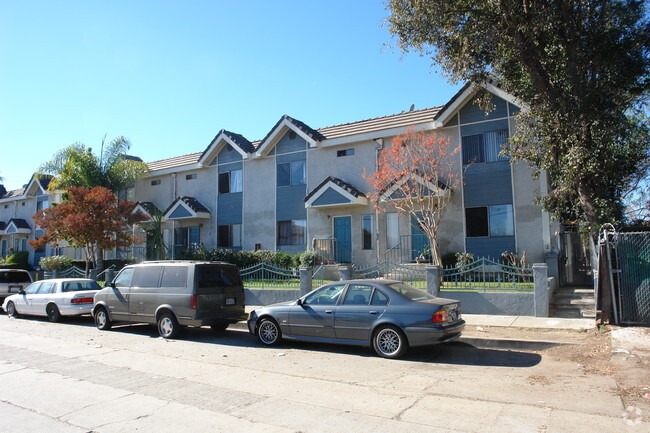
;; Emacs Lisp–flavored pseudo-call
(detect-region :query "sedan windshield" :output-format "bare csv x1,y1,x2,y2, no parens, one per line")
388,282,435,302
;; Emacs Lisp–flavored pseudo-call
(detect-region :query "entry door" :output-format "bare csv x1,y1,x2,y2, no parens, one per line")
411,216,430,262
334,216,352,263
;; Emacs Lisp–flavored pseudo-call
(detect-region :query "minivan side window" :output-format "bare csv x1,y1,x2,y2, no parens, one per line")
132,266,163,288
114,268,135,288
160,267,188,288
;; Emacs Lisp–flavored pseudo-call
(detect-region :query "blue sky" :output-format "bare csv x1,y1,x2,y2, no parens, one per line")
0,1,461,191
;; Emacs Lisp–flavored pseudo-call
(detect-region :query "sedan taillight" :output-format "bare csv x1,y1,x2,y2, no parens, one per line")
71,297,94,305
432,310,448,323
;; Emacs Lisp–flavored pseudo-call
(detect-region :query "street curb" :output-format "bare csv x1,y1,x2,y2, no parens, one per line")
459,336,581,351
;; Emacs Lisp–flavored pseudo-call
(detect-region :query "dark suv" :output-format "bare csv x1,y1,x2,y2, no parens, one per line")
92,261,247,338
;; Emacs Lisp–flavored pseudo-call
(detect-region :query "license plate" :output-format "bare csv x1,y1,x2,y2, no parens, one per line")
448,310,457,321
225,298,235,305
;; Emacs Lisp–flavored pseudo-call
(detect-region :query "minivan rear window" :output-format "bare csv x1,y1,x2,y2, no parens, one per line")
0,271,31,283
196,265,242,290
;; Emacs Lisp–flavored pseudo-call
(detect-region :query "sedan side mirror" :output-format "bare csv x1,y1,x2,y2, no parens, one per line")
18,288,25,295
296,298,303,306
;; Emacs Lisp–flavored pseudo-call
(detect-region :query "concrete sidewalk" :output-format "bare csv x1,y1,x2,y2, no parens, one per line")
244,306,595,331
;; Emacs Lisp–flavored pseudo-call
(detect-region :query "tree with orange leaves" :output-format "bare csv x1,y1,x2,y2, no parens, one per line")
364,128,461,267
30,186,145,273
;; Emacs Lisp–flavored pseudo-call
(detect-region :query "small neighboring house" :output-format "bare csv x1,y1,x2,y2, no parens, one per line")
127,80,559,271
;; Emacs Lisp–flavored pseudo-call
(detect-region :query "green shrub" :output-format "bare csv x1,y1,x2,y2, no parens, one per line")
455,252,475,268
441,252,458,268
39,255,73,271
0,251,30,270
299,249,318,268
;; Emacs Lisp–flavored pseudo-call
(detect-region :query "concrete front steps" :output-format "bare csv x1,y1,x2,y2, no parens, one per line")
550,286,596,319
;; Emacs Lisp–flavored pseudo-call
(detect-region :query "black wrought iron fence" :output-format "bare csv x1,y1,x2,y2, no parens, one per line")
442,257,533,292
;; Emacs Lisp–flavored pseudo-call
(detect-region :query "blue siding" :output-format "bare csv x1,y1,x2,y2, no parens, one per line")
509,103,520,114
218,161,242,173
277,185,307,221
443,113,458,127
218,145,243,164
466,237,516,260
460,119,509,137
463,162,512,207
459,94,508,124
312,187,349,206
218,192,242,224
169,206,191,219
277,151,306,164
276,131,307,154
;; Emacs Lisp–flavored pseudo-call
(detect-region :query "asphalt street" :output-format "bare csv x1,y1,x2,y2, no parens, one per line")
0,314,647,433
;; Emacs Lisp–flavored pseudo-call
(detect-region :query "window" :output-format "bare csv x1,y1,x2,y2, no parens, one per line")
218,224,242,248
132,266,163,288
277,220,306,245
151,179,161,186
304,284,345,305
36,198,49,212
343,284,372,305
386,212,399,249
185,173,197,180
174,226,200,255
462,129,509,164
218,170,242,194
160,267,188,288
337,148,354,157
277,160,305,186
465,204,514,237
362,214,373,250
371,289,388,306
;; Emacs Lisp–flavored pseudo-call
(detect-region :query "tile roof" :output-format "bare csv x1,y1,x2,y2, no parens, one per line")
8,218,31,229
147,152,203,171
145,106,443,171
305,176,366,202
317,106,442,140
1,187,25,200
37,175,53,191
135,201,161,216
163,196,211,216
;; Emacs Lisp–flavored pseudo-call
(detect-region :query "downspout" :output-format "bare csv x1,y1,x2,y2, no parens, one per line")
373,137,384,265
171,173,177,259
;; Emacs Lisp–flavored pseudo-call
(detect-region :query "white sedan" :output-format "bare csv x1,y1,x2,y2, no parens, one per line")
2,278,101,322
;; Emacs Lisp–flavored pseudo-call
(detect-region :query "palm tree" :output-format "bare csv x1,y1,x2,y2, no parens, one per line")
40,135,149,271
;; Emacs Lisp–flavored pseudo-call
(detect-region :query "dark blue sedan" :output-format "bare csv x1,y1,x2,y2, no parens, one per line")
247,279,465,358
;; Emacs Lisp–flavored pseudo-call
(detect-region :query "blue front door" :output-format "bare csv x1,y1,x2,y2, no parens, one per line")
334,216,352,263
411,216,430,261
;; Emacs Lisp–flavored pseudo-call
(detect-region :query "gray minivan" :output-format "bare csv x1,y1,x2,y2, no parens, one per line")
92,261,247,338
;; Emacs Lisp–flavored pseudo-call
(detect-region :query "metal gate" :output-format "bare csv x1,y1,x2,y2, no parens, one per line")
612,232,650,324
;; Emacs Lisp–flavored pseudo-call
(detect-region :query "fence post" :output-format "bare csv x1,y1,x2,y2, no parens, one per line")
544,251,559,281
299,267,312,297
89,269,98,281
338,265,351,281
52,270,59,279
533,263,549,317
426,265,441,296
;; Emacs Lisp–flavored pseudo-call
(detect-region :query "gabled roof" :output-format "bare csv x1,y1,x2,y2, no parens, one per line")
433,78,524,127
305,176,368,208
132,201,162,221
24,174,53,196
197,129,254,166
147,152,203,172
379,171,448,202
5,218,31,234
256,115,324,156
163,196,211,220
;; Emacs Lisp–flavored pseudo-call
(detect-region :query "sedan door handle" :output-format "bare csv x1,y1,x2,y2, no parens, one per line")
325,310,334,314
369,311,378,315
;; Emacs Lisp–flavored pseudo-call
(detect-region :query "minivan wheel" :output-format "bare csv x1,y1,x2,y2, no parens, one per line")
46,304,61,322
157,312,180,339
94,307,112,330
257,318,281,345
6,301,18,318
372,325,409,359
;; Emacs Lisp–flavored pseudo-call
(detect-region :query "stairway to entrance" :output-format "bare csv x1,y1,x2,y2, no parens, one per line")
550,286,596,319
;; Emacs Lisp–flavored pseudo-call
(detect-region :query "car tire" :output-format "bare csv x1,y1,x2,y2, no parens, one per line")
46,304,61,322
257,318,281,345
94,306,112,330
157,312,181,339
210,322,229,332
372,325,409,359
6,301,18,318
